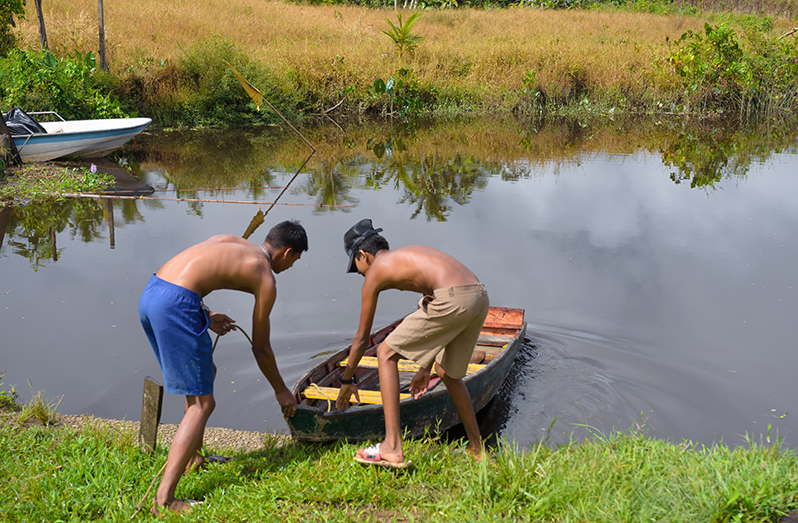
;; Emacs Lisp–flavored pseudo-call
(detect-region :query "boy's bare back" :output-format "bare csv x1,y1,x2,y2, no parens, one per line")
155,234,273,298
365,245,479,295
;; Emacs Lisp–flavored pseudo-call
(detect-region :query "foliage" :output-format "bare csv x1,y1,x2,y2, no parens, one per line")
382,12,424,61
669,22,798,115
0,48,127,119
0,164,114,202
372,68,424,120
0,373,21,412
117,37,301,127
0,0,25,56
284,0,797,16
16,389,61,426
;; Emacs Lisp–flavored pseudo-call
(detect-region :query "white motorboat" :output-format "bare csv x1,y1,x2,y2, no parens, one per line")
5,108,152,163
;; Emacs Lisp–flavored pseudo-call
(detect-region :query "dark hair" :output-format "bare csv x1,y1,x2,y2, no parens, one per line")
357,233,389,256
265,220,308,252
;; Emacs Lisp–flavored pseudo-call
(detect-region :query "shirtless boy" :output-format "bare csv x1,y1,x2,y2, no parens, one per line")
335,219,489,468
138,220,307,514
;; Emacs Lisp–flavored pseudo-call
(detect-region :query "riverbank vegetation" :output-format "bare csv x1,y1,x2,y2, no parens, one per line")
2,389,798,522
0,163,114,207
3,0,797,127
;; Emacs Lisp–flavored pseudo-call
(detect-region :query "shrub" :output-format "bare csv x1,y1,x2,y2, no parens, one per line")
0,0,25,56
669,22,798,115
0,48,127,119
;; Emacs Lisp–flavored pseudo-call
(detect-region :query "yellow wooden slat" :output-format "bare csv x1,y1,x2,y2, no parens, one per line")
337,356,487,375
302,386,410,405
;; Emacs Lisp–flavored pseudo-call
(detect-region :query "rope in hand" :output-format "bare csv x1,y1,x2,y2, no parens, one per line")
211,325,252,354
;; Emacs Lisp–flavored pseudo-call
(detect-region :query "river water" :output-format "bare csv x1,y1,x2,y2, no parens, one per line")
2,116,797,449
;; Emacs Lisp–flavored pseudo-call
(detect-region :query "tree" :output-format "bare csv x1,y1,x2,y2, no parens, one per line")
0,0,26,55
33,0,46,50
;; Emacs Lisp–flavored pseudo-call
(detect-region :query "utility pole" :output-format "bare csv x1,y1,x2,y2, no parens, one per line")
34,0,48,50
98,0,108,71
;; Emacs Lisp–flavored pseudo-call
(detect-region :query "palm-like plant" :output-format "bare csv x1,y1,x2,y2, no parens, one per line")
382,12,424,60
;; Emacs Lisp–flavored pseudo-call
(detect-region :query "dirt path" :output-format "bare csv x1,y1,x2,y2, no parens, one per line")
56,414,285,452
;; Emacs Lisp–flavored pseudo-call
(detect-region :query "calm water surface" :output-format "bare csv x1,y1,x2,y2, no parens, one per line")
2,118,797,448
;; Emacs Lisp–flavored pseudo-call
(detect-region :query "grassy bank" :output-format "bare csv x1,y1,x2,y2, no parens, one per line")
0,163,114,208
8,0,798,125
1,410,798,521
2,374,798,522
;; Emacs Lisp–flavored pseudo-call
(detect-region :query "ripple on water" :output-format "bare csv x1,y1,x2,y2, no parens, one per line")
457,329,646,450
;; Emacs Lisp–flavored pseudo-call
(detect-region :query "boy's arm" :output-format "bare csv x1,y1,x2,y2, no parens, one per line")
251,279,297,418
336,276,381,410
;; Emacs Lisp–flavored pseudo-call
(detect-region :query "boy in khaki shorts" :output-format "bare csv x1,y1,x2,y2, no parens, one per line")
335,219,489,468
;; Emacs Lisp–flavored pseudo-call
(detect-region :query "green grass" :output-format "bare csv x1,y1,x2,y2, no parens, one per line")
0,164,114,206
1,419,797,522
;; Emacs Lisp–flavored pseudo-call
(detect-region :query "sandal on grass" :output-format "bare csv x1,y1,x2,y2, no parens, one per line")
354,443,413,469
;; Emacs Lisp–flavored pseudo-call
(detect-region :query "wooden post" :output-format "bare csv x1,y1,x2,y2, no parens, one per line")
0,111,21,168
139,376,164,452
34,0,48,50
98,0,108,72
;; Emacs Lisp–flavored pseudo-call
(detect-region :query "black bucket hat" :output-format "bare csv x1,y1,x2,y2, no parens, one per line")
344,219,383,273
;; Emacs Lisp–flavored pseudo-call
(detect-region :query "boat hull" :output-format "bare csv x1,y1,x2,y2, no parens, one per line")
288,307,526,442
12,117,152,162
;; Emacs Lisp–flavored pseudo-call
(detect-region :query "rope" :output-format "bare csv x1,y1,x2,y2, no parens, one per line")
130,461,167,519
211,325,253,353
305,383,333,413
152,185,287,193
56,192,353,207
129,326,253,519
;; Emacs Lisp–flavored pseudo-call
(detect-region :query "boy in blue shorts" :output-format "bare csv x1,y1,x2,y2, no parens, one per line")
139,220,307,514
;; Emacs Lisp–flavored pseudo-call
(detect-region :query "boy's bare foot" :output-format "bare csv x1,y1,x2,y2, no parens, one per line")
467,445,489,462
354,443,412,469
151,498,202,516
184,453,206,473
185,453,233,473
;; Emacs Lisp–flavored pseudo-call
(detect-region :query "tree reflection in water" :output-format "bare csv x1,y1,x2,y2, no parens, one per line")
2,198,105,271
3,115,797,268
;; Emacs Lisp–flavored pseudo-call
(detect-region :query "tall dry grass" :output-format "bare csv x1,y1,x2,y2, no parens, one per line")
11,1,797,116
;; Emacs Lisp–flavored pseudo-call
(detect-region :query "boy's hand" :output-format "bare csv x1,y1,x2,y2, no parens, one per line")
209,312,236,335
336,383,361,411
409,368,431,399
276,387,297,418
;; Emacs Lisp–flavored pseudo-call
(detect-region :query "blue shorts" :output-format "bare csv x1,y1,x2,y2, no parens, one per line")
139,274,213,396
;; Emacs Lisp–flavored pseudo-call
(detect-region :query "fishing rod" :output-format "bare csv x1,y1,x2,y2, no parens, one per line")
222,60,317,219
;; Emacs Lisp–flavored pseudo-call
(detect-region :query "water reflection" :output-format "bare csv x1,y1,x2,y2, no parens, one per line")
3,116,797,276
3,116,798,450
2,198,105,270
659,119,798,189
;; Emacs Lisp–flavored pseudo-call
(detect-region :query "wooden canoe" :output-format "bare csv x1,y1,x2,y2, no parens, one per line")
287,306,526,442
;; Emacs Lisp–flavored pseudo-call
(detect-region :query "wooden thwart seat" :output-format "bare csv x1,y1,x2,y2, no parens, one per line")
336,356,487,375
302,385,410,405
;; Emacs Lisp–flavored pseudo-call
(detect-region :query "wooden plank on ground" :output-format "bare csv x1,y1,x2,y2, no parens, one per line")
302,385,410,405
139,376,163,452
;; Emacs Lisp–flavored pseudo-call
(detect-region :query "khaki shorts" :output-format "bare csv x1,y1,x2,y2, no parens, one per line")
385,283,490,379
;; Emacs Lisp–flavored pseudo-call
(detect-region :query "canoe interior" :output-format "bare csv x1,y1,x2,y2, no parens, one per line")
293,306,525,412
